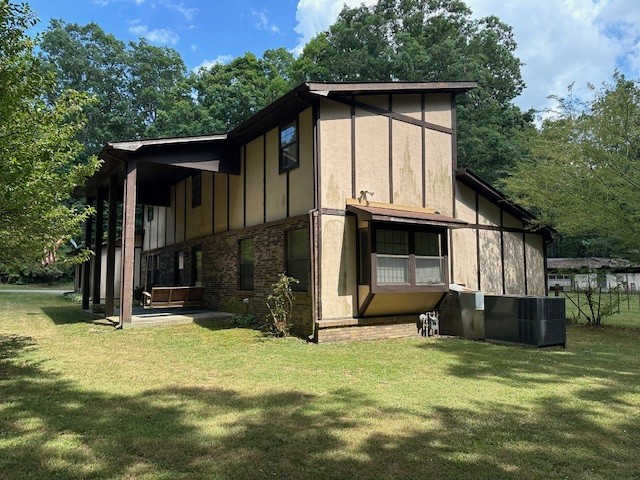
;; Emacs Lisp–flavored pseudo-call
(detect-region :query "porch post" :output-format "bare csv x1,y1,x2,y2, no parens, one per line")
92,187,105,306
81,197,94,310
119,159,137,325
105,174,118,317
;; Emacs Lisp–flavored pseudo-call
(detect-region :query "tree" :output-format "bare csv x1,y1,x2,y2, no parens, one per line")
292,0,535,183
0,1,98,268
505,73,640,259
194,48,295,132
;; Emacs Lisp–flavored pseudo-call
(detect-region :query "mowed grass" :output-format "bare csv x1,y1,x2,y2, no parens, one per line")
0,293,639,480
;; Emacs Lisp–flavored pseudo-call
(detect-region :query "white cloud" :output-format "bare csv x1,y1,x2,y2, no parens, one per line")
251,8,280,34
128,20,179,45
294,0,377,54
193,54,234,72
162,1,196,21
464,0,639,114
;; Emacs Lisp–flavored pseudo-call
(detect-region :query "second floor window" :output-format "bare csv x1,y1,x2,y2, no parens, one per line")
279,120,298,173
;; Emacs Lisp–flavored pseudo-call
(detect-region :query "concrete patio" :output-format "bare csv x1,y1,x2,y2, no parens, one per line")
101,306,234,328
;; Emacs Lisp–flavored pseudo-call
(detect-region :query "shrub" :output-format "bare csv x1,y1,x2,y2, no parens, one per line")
265,273,298,337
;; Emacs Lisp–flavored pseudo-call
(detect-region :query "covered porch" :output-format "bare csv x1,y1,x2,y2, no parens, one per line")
76,135,239,326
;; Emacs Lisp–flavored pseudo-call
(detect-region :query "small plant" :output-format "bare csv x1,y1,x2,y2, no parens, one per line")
265,273,299,337
232,312,256,328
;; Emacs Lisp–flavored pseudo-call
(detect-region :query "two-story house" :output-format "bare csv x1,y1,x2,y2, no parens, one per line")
78,82,552,341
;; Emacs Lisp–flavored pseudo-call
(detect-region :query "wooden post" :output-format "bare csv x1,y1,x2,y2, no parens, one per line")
81,197,94,310
105,174,118,317
119,159,137,326
92,187,105,306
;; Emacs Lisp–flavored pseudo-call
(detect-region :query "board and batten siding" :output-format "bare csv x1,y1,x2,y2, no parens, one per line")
452,180,546,296
318,93,455,320
142,107,315,252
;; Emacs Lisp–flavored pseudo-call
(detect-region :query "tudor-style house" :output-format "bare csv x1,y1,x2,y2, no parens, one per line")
77,82,552,342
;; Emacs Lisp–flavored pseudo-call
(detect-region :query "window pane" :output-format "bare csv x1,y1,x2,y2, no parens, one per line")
280,121,298,172
377,255,409,284
415,232,440,256
376,229,408,255
416,257,444,284
287,229,309,291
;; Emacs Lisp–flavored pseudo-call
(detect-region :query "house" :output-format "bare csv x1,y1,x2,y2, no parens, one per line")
548,257,640,292
76,82,554,341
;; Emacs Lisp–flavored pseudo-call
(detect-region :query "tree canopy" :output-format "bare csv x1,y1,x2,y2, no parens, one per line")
291,0,535,183
505,73,640,259
0,1,98,267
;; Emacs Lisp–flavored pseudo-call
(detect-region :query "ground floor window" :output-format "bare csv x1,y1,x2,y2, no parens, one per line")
239,238,254,291
192,245,202,287
360,223,448,292
287,228,309,292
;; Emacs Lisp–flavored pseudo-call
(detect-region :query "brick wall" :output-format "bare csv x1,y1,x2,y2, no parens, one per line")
315,316,422,343
142,214,313,336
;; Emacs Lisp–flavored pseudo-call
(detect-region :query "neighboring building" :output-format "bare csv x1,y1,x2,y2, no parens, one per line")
548,257,640,292
77,82,554,341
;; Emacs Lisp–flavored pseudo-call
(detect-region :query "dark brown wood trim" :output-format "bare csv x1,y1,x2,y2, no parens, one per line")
211,172,216,233
183,178,187,242
351,95,356,198
388,94,393,204
523,232,528,295
165,191,169,246
464,224,542,235
155,205,160,249
92,187,104,306
263,134,267,224
226,174,230,232
105,175,117,317
543,240,549,293
475,191,481,291
119,159,137,325
329,95,454,135
320,208,347,216
358,291,375,318
173,186,177,244
82,197,94,310
500,209,506,295
421,93,426,208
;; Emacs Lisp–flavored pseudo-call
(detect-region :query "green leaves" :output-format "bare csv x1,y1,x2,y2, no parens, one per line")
505,74,640,258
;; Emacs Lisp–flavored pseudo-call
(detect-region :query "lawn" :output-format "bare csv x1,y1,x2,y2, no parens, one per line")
1,292,639,479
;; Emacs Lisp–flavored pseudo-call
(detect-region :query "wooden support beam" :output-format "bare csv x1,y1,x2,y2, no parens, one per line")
119,160,137,325
105,174,118,317
82,197,94,310
92,187,105,306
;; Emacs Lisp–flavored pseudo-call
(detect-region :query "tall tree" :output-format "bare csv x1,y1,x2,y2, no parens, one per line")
505,73,640,259
39,20,191,153
194,48,295,132
292,0,534,183
0,1,98,267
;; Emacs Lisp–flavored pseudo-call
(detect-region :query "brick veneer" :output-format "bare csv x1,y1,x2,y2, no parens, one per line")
315,316,422,343
142,214,313,336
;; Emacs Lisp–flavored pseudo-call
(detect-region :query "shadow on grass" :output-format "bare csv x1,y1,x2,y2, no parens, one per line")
39,306,98,325
1,333,639,479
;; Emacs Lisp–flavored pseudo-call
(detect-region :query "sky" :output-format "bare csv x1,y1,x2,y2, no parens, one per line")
26,0,640,116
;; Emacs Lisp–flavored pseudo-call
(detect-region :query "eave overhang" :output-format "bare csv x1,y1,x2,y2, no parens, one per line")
346,204,468,228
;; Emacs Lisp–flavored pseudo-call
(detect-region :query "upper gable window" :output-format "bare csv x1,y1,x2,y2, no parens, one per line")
191,173,201,208
279,120,298,173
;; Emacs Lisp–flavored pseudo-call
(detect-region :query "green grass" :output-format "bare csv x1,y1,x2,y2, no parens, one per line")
559,291,640,328
1,292,639,479
0,282,74,291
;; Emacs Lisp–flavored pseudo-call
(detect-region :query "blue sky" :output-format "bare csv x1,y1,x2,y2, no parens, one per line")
27,0,640,116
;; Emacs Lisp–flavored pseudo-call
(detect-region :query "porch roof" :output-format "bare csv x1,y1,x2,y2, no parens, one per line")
346,204,468,228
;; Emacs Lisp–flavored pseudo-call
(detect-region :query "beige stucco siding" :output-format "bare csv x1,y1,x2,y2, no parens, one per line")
425,93,452,128
355,108,390,203
320,100,352,209
455,181,476,223
424,129,453,215
392,93,422,120
355,94,389,109
320,214,357,319
229,148,244,230
526,233,545,294
186,176,203,240
479,229,502,294
175,180,185,243
503,231,526,294
365,292,444,317
478,195,500,226
392,120,423,206
452,228,478,290
201,172,213,236
265,128,286,222
157,206,167,248
245,137,265,227
289,108,315,216
503,212,523,229
213,173,228,233
166,185,176,245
